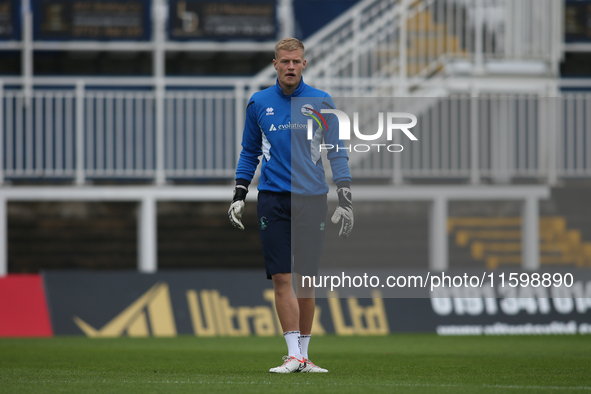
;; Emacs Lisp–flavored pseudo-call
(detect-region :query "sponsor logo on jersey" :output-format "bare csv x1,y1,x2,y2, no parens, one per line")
277,122,307,130
268,121,308,132
266,107,274,116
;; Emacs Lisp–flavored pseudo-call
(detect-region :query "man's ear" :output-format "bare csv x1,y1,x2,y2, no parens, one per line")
302,59,307,69
273,59,277,70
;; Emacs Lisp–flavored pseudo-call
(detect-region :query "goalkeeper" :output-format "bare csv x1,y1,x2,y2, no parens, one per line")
228,37,353,373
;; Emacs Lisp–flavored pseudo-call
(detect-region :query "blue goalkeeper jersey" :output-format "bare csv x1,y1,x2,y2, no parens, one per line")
235,78,351,195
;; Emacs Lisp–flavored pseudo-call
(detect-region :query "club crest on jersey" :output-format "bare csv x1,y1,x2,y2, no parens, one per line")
301,104,314,116
266,107,274,116
302,104,329,139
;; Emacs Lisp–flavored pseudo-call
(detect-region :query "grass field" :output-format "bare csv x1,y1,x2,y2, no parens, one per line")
1,334,590,393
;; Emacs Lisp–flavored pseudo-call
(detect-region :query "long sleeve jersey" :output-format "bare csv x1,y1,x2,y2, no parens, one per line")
235,78,351,196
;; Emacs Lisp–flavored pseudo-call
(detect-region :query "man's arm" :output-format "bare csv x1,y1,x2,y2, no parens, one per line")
229,100,261,230
235,100,263,182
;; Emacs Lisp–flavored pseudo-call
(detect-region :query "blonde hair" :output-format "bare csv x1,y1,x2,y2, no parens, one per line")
274,37,305,59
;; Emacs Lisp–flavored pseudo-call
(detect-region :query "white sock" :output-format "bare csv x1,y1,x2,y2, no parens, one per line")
300,334,311,360
283,331,302,359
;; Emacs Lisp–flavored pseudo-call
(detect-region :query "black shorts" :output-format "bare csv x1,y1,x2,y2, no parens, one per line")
257,191,328,279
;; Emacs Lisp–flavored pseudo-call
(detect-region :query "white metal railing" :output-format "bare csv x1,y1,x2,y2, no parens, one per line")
1,80,591,185
0,79,247,184
0,0,581,187
252,0,563,92
2,90,76,179
560,93,591,178
346,93,555,183
83,91,156,179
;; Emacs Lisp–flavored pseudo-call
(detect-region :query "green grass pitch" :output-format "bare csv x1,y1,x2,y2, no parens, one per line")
1,334,590,393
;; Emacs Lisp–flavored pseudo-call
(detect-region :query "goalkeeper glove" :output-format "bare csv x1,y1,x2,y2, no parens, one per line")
331,186,353,238
228,185,248,230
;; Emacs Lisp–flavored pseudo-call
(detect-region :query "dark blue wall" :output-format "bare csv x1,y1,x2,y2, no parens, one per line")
293,0,359,40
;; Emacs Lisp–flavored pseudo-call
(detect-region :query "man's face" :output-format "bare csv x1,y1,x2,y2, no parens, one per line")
273,49,306,91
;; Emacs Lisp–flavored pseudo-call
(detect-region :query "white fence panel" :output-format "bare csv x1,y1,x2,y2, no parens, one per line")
85,92,157,178
2,91,77,179
1,88,591,185
560,94,591,177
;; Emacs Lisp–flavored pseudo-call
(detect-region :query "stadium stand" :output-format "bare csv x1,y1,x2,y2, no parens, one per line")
1,0,591,276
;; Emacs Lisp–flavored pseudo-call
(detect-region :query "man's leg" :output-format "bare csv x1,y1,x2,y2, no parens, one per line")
298,297,314,357
292,194,328,373
268,272,307,373
296,280,327,372
295,273,315,336
272,273,316,360
272,273,299,332
297,298,314,335
296,275,315,360
258,193,304,372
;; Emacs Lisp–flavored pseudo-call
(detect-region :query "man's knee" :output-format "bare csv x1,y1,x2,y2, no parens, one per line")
272,273,292,292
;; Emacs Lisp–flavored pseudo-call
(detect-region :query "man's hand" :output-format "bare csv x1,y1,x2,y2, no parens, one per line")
331,187,353,238
228,186,248,230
